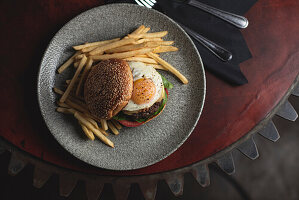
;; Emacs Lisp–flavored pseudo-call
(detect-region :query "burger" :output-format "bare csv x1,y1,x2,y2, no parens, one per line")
84,59,172,127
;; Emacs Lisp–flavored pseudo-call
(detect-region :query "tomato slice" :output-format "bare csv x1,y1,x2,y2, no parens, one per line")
118,88,169,127
118,120,144,127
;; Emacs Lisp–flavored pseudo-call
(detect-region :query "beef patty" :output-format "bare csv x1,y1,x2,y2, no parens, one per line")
129,101,162,120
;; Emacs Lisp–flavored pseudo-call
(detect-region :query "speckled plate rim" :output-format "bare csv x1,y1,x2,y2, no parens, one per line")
37,3,206,170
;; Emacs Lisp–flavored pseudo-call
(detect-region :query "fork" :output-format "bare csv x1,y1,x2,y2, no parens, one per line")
135,0,248,29
135,0,233,62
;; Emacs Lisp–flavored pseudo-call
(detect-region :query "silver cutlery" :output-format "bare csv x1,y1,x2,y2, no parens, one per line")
134,0,233,61
135,0,248,29
178,23,232,61
174,0,248,29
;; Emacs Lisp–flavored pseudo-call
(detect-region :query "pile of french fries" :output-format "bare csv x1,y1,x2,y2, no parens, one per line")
54,25,189,148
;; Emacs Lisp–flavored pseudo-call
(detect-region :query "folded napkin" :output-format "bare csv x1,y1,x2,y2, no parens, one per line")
105,0,258,85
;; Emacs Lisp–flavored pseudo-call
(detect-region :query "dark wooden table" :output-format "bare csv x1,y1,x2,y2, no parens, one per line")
0,0,299,197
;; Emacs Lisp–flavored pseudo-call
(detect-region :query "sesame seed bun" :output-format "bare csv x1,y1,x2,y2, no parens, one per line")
84,59,133,119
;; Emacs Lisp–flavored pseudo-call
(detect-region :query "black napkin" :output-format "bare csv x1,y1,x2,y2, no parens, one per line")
105,0,257,85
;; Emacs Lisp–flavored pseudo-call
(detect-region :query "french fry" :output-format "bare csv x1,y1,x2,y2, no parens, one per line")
125,57,157,64
74,61,79,68
56,107,72,114
153,46,178,53
140,27,150,34
69,96,86,107
65,94,85,105
147,52,188,84
57,52,81,74
66,78,80,84
77,97,85,103
53,87,64,95
76,54,84,60
105,43,145,54
80,38,121,53
60,55,87,103
91,48,153,61
105,41,169,54
85,116,99,129
56,107,77,115
131,25,146,35
89,121,109,136
89,38,136,56
124,25,146,39
128,31,168,39
80,123,95,140
90,120,99,129
160,41,174,45
151,53,160,57
74,112,114,147
143,41,174,48
57,102,70,108
147,64,168,71
73,38,121,50
67,108,77,114
81,112,101,123
76,57,93,96
134,54,148,58
54,88,85,106
74,111,103,131
107,121,119,135
100,119,108,131
55,91,94,127
65,99,89,113
111,120,122,130
98,127,109,136
81,46,98,53
135,54,159,58
134,38,163,44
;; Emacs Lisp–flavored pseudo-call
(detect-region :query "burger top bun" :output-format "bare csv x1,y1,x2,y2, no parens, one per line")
84,59,133,119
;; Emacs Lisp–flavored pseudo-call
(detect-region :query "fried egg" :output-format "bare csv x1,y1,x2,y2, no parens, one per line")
122,61,163,111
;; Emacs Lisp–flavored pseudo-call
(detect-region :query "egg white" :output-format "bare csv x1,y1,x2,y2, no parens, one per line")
122,62,163,111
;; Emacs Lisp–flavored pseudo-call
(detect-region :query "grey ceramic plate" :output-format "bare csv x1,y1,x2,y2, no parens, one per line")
38,4,206,170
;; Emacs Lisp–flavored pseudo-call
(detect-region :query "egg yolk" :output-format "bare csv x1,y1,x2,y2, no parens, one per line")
131,78,156,105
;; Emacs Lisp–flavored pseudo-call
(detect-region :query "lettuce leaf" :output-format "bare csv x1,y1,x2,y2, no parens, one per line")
160,74,173,89
153,90,167,116
112,112,128,121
